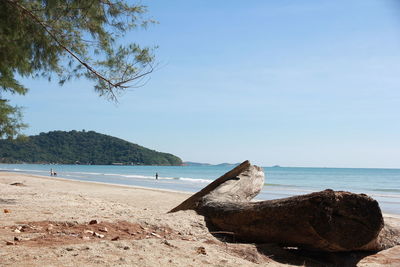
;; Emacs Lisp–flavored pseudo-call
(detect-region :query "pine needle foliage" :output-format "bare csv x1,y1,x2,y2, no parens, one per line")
0,0,156,138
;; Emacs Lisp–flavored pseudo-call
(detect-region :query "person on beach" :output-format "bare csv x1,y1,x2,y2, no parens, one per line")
155,172,158,180
50,169,54,176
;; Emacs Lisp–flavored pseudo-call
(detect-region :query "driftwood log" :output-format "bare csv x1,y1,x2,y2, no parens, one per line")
170,161,400,252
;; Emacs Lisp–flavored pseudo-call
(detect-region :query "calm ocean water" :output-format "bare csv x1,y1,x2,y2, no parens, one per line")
1,164,399,214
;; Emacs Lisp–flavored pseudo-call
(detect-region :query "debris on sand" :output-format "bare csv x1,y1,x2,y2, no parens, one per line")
10,182,26,187
4,220,177,247
196,246,207,255
88,219,99,225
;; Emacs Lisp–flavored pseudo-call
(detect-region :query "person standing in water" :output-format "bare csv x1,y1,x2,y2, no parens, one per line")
50,168,57,176
155,172,158,180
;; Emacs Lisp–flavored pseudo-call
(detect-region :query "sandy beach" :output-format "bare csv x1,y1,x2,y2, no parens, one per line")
1,171,399,267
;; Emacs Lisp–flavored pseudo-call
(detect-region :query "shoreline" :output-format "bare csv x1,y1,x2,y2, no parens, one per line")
9,171,194,197
1,171,282,266
1,171,399,266
4,170,400,218
3,170,400,218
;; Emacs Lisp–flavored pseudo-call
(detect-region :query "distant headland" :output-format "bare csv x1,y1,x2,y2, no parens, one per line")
0,130,182,166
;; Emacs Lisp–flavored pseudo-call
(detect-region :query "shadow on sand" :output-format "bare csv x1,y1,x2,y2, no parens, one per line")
205,218,373,267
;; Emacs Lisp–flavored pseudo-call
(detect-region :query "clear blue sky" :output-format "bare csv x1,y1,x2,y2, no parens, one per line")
6,0,400,168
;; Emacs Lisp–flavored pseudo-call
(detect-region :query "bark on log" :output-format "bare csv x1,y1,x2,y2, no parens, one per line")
169,160,264,212
170,161,399,252
200,190,384,251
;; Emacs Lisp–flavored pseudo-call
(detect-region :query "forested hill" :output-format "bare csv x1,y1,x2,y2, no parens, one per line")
0,130,182,165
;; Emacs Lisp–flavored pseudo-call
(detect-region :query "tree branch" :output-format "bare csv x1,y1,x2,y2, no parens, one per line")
5,0,150,96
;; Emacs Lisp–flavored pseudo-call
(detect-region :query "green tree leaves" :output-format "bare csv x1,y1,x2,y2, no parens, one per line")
0,100,27,139
0,130,182,166
0,0,156,138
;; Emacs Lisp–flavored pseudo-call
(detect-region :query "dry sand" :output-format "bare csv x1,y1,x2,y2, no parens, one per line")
1,172,399,267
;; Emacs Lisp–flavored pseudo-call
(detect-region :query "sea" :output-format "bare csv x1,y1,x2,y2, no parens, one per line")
1,164,399,215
